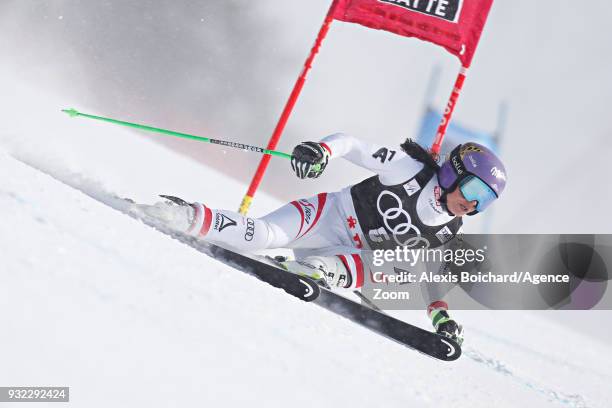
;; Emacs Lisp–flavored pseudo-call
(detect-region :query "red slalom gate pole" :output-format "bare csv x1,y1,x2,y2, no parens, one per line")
431,66,469,157
238,1,339,215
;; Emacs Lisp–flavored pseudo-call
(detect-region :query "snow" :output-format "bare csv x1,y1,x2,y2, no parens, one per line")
0,79,611,407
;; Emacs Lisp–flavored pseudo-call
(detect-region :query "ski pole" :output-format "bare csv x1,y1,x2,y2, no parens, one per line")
61,108,293,160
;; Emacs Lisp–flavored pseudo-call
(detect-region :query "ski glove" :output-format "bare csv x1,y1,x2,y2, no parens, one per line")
291,142,331,179
427,301,464,346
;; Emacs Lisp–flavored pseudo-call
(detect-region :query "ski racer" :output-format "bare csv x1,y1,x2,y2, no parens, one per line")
136,133,507,345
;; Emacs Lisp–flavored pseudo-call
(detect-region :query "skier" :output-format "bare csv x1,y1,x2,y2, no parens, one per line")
134,133,507,345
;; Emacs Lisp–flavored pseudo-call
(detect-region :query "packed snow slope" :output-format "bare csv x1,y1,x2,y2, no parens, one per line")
0,84,611,408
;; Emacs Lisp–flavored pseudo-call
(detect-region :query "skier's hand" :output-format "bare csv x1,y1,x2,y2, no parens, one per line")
428,300,464,346
436,319,464,346
291,142,331,179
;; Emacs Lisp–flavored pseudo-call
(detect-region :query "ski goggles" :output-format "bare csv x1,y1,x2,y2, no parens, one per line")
459,176,498,212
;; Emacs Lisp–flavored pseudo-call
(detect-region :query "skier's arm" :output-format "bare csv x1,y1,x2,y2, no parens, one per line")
319,133,423,182
290,133,423,182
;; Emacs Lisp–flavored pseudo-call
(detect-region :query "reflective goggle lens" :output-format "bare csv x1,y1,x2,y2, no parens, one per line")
459,176,497,212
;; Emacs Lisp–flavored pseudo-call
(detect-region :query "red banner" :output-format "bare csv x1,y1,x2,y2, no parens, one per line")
332,0,494,67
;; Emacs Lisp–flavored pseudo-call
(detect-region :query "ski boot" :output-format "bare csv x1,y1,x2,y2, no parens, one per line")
272,255,351,289
128,195,199,233
427,301,464,346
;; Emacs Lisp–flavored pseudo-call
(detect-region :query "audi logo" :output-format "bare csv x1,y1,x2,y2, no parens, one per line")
244,218,255,241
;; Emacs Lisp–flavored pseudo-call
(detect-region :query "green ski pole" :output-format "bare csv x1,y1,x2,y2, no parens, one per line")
61,108,293,160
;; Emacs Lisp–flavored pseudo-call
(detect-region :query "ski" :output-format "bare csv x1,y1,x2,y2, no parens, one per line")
316,284,461,361
204,244,320,302
208,244,461,361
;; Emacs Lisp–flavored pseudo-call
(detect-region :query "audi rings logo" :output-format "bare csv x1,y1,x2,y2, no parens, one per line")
374,190,429,247
244,218,255,241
